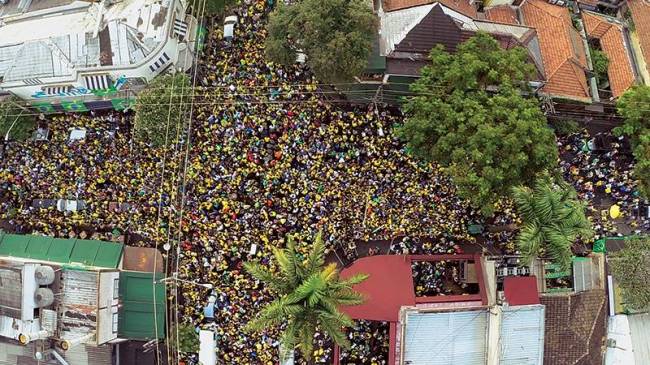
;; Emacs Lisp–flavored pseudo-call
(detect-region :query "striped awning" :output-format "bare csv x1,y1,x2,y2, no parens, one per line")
83,74,111,90
44,86,72,95
149,52,170,73
173,19,188,38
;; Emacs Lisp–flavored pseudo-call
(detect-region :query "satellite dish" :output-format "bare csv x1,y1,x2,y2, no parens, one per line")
163,243,171,251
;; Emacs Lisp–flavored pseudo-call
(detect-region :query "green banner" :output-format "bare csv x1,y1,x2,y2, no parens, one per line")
61,100,88,112
33,102,56,114
111,98,135,111
196,26,207,52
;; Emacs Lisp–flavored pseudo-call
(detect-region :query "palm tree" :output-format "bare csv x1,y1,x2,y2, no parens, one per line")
243,232,368,360
511,178,593,271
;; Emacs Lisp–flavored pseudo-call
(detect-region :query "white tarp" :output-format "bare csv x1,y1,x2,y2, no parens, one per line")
69,128,87,142
199,329,217,365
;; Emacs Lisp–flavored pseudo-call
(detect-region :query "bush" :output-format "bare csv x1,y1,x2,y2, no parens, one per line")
0,97,36,141
134,73,191,147
590,49,609,86
551,119,580,136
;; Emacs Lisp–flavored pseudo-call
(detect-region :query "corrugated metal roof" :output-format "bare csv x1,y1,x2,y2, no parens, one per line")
118,271,165,340
499,305,545,365
403,309,488,364
573,257,595,292
628,313,650,365
0,233,123,268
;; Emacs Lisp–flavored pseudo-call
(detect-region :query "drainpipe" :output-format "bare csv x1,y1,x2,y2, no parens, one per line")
35,350,70,365
577,18,601,102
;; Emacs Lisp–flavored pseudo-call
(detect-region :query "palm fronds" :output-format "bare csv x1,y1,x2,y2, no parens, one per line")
511,178,594,271
243,230,369,360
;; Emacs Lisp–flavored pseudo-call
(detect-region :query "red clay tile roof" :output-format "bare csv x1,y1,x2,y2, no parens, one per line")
382,0,478,17
583,12,636,97
520,0,591,101
627,0,650,77
484,5,520,25
540,290,607,365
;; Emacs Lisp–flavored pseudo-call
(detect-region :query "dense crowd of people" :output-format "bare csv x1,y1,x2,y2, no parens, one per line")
339,320,390,365
0,0,647,363
558,130,649,237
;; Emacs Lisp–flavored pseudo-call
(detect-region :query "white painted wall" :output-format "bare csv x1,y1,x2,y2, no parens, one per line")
0,315,40,341
96,271,120,345
20,264,37,321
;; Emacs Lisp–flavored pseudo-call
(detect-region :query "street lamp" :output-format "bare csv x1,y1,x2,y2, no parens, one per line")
158,273,213,289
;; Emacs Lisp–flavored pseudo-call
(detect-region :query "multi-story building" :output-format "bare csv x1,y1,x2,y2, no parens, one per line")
0,0,197,111
0,232,166,365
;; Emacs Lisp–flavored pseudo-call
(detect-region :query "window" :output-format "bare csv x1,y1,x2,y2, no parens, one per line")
112,312,118,333
113,278,119,299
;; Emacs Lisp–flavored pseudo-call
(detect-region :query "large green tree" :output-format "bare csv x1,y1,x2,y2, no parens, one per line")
609,236,650,311
175,323,200,353
633,134,650,198
243,232,368,359
511,178,593,271
399,33,558,215
202,0,237,15
615,85,650,145
134,73,191,147
615,85,650,198
0,96,35,141
265,0,377,84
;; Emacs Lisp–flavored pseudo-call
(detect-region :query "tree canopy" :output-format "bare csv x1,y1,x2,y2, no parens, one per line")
175,323,200,353
264,0,377,84
0,97,35,141
511,178,593,271
615,85,650,145
399,33,558,215
615,85,650,198
202,0,237,15
134,73,191,147
243,232,368,359
633,134,650,198
609,236,650,312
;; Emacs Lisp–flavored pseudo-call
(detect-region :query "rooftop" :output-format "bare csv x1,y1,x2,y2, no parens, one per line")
381,0,477,17
504,276,540,306
0,0,169,82
520,0,591,101
484,5,520,25
627,0,650,79
0,232,123,268
401,305,545,365
583,11,636,97
379,2,545,78
540,290,607,365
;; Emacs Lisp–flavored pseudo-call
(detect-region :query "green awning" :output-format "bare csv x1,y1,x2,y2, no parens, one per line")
0,233,123,268
94,241,124,268
118,271,166,340
25,236,53,260
0,234,28,256
70,239,101,266
47,238,76,263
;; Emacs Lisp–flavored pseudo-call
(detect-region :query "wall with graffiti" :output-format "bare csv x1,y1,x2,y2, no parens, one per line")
27,75,136,113
30,75,128,99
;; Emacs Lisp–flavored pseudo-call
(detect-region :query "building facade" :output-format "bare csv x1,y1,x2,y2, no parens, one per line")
0,0,197,111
